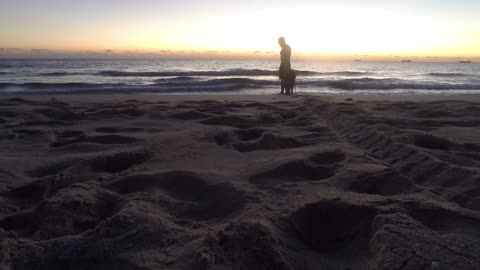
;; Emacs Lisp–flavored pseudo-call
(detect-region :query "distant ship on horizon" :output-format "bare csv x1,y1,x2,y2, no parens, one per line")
353,59,362,62
401,59,412,63
459,60,472,63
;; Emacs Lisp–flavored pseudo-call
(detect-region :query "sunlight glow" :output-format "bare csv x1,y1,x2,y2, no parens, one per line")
1,0,479,60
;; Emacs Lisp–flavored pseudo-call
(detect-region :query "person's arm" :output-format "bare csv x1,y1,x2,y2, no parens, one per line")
286,46,292,65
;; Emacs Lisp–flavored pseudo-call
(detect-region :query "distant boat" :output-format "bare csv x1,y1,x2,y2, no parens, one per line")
401,59,412,63
459,60,472,63
353,59,362,62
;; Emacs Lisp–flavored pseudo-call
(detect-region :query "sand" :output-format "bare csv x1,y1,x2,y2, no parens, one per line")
0,94,479,270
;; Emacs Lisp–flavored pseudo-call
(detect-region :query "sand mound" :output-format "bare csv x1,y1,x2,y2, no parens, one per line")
0,183,120,240
370,203,480,269
194,222,293,270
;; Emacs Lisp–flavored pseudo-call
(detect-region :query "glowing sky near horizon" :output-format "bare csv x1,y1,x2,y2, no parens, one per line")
1,0,479,58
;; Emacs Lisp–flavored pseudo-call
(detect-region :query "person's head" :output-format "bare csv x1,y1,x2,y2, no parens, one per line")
278,37,286,48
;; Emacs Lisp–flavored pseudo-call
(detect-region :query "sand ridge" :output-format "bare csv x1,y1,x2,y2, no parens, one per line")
0,96,479,269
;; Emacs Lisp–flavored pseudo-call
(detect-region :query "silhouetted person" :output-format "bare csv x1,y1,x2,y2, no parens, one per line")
278,37,292,94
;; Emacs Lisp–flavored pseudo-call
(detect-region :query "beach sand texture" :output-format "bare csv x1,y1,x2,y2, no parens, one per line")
0,95,479,269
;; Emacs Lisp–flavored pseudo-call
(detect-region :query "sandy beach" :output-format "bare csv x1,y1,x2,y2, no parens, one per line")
0,93,479,269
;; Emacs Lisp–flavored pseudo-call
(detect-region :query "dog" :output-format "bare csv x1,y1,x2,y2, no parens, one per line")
281,69,297,95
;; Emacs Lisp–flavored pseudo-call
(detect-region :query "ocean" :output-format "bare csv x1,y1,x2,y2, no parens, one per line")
0,59,480,95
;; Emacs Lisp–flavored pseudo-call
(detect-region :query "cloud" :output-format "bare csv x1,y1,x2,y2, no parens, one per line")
31,49,49,53
0,48,22,52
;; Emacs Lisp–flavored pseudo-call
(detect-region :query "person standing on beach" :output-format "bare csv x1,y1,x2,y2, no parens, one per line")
278,37,292,94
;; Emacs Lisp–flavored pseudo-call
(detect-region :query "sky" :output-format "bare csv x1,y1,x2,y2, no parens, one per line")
1,0,479,61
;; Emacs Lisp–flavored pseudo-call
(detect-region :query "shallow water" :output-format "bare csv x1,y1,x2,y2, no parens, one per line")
1,59,480,95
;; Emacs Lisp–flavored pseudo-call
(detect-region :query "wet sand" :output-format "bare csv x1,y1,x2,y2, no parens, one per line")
0,94,479,269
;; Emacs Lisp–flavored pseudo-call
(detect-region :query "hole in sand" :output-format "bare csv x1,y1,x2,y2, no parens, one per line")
346,170,414,196
91,149,151,173
249,160,336,185
308,150,346,165
214,129,264,146
405,201,480,236
414,134,453,150
233,133,307,153
27,159,76,178
201,115,258,129
108,171,244,219
290,199,375,256
169,110,212,120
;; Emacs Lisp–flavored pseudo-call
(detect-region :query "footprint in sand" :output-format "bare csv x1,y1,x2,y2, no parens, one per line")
345,169,415,196
249,150,346,185
214,128,264,146
169,110,213,120
107,171,245,220
50,133,138,147
96,127,145,133
291,199,376,253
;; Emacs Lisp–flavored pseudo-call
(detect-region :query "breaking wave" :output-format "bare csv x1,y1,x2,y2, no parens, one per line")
39,72,87,76
96,69,373,77
425,73,472,78
2,77,480,94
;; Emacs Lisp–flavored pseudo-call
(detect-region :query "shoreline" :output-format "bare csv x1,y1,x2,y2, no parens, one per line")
3,92,480,103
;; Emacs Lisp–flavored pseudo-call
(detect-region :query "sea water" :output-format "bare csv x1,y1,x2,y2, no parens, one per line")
1,59,480,95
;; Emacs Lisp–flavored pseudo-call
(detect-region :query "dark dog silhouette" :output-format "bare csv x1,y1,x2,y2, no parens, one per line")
282,69,297,95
